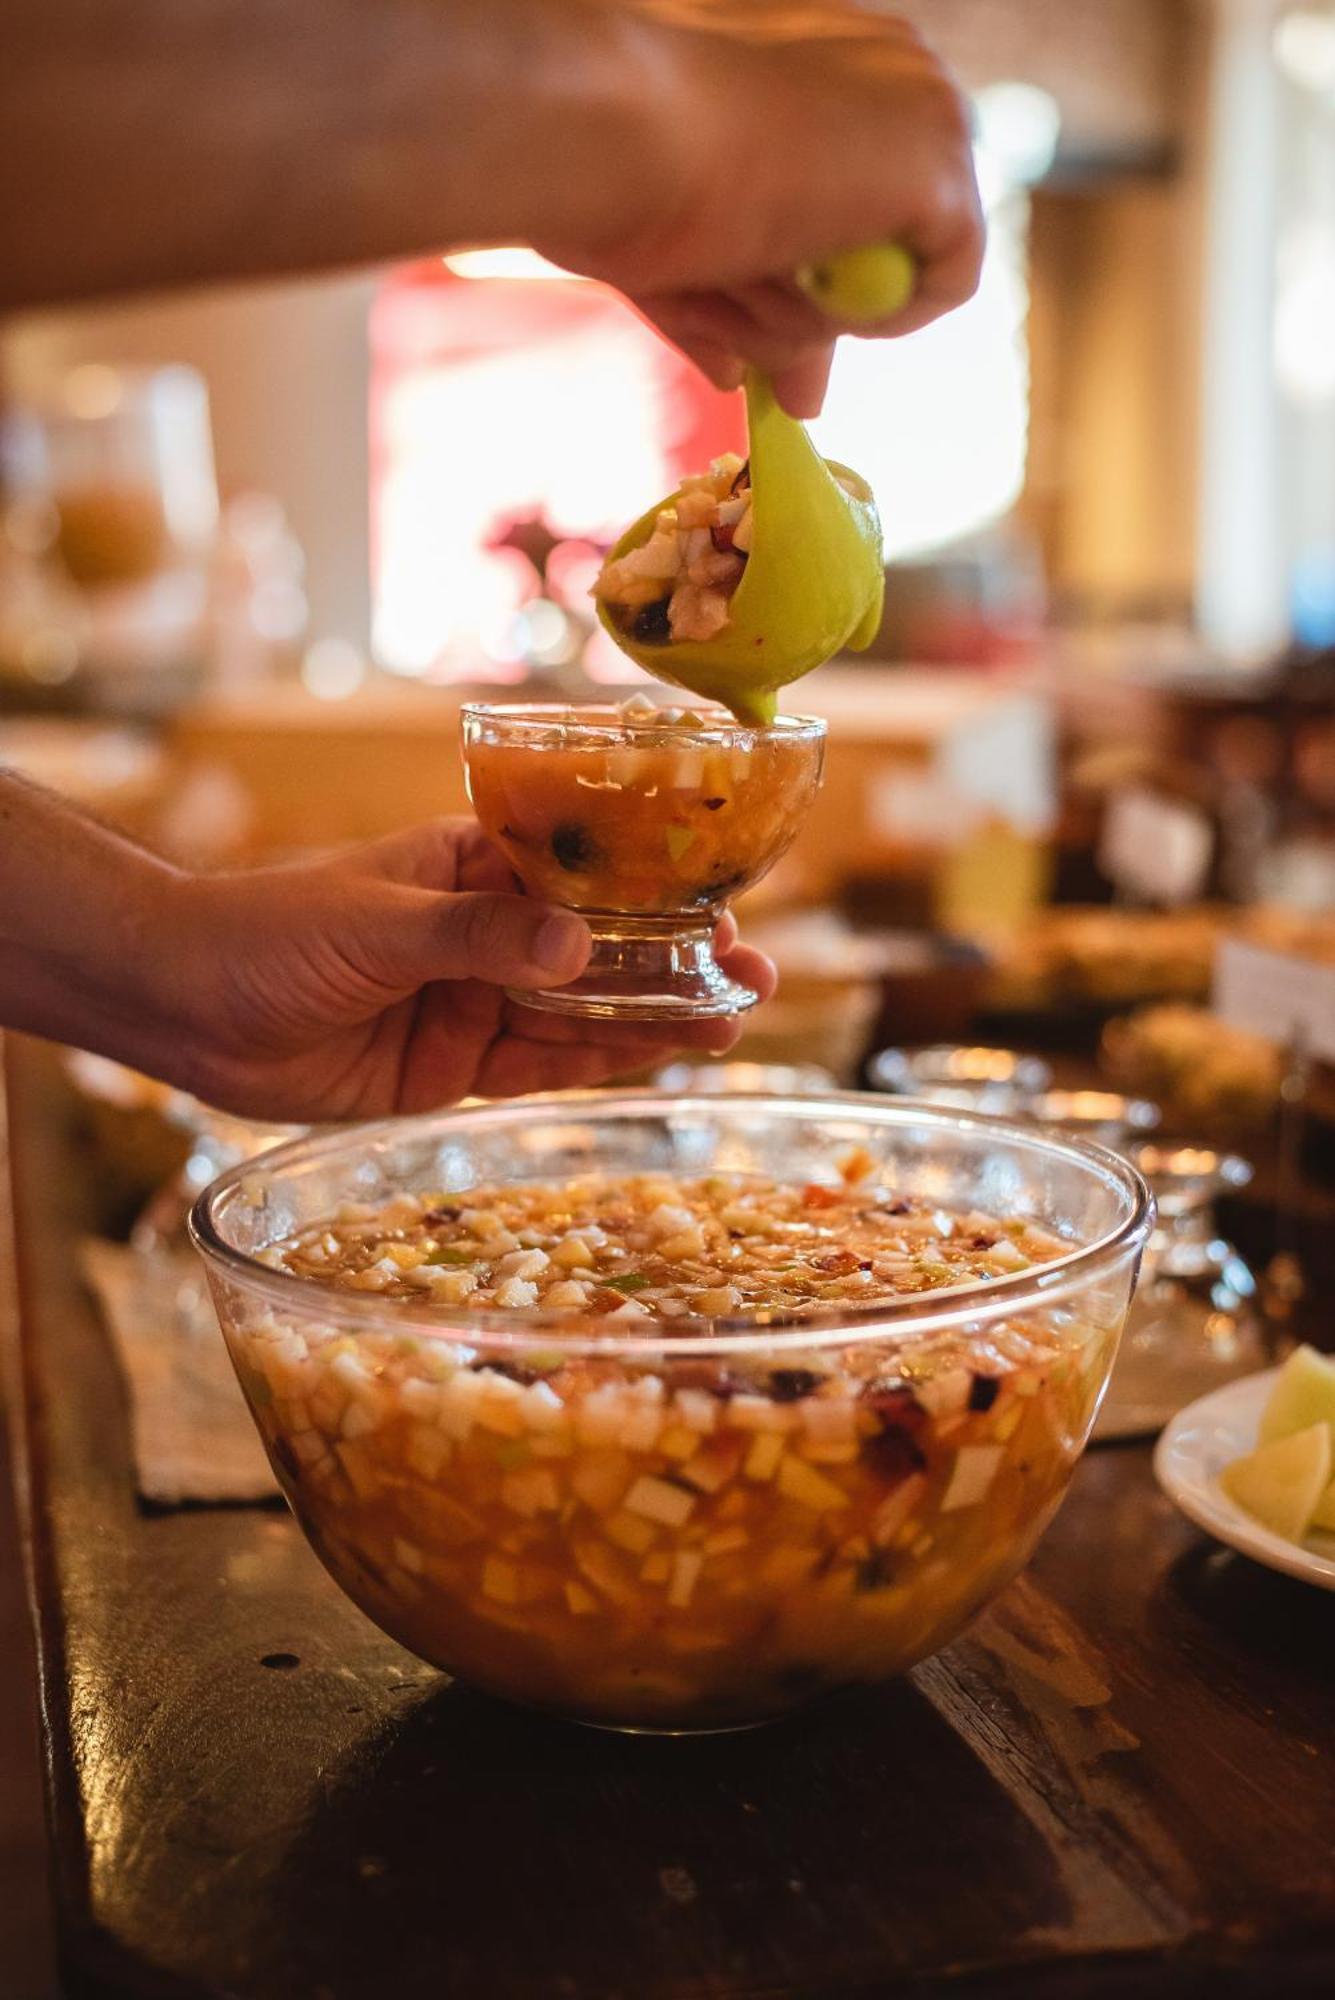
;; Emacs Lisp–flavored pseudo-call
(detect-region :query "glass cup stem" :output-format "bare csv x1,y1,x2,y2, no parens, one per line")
508,912,758,1021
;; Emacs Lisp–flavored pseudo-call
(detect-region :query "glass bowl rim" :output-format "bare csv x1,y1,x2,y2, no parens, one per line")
459,701,827,746
188,1090,1153,1358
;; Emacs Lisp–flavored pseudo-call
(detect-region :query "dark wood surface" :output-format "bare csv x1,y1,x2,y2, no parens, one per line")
7,1038,1335,2000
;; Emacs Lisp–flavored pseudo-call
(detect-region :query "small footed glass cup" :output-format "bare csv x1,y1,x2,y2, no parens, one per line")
461,703,826,1020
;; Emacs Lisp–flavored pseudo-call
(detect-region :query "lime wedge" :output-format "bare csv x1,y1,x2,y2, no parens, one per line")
597,370,884,725
1220,1422,1331,1542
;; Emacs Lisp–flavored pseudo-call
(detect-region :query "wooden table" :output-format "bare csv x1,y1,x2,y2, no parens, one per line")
6,1039,1335,2000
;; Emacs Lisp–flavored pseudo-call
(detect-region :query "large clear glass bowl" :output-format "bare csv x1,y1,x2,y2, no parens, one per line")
189,1092,1151,1733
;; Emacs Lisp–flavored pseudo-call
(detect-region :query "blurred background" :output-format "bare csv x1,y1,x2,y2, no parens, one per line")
1,0,1332,1103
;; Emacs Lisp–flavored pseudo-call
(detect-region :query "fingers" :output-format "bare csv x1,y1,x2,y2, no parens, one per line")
768,346,836,422
348,817,516,895
822,187,987,344
477,1018,745,1099
397,980,750,1110
633,291,778,375
634,290,837,417
728,278,840,349
659,329,745,394
874,89,987,321
393,929,773,1107
873,208,985,337
638,309,833,419
477,1039,662,1099
452,829,529,897
434,894,591,988
716,942,778,1004
362,888,592,995
585,16,984,393
713,913,779,1003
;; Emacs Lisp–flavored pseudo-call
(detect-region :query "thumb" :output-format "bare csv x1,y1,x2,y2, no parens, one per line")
388,891,591,991
769,344,835,420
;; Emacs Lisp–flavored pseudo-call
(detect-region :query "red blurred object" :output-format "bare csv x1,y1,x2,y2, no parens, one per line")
368,261,745,675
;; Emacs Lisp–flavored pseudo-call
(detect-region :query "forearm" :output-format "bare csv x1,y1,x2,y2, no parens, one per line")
1,0,675,310
0,775,193,1074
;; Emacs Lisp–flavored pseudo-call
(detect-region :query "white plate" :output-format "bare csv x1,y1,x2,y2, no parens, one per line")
1154,1369,1335,1590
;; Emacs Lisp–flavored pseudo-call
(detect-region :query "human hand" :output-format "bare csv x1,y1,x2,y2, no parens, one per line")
540,3,984,416
170,819,776,1123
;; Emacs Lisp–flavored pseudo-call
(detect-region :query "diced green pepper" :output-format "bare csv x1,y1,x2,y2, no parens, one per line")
604,1272,650,1295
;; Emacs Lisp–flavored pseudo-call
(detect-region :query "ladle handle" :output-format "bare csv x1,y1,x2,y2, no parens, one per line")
795,244,916,324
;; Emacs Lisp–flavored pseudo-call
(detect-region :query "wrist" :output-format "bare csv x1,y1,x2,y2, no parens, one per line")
19,862,198,1077
0,773,202,1081
292,0,694,283
495,2,710,274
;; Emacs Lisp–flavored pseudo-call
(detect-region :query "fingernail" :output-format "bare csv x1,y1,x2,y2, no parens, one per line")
534,913,588,976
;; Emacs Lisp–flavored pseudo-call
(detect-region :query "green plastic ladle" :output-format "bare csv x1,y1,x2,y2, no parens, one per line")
796,242,916,324
596,370,882,726
597,246,910,725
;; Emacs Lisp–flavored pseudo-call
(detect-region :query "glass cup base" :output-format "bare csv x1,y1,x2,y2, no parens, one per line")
507,916,759,1022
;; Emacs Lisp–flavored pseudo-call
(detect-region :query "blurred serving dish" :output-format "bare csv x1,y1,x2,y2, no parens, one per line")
1102,1005,1284,1135
989,901,1335,1023
738,912,990,1083
63,1049,194,1208
64,1049,298,1239
989,905,1229,1013
1023,1089,1160,1152
867,1044,1051,1116
1096,1143,1263,1440
723,910,886,1081
652,1060,838,1096
1156,1368,1335,1591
